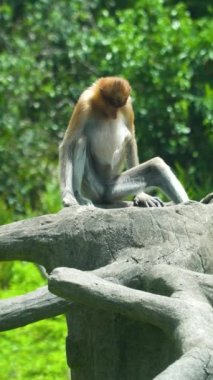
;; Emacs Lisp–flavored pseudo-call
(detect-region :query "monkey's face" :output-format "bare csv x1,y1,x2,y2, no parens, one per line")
102,93,128,108
101,96,127,119
103,94,129,119
100,88,130,118
97,77,131,119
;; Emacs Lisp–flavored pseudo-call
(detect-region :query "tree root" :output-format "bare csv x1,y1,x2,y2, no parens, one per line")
49,264,213,379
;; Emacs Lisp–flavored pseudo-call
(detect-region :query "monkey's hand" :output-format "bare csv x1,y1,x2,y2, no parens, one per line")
62,191,79,207
134,192,164,208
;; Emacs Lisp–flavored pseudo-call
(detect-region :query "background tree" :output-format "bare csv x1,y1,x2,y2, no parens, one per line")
0,0,212,378
0,0,212,218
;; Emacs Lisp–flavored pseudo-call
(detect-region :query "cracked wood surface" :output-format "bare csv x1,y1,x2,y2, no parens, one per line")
49,264,213,380
0,203,212,273
0,202,213,380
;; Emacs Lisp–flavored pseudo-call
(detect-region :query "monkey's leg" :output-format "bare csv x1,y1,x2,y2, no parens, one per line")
73,139,106,205
82,155,105,203
106,157,189,205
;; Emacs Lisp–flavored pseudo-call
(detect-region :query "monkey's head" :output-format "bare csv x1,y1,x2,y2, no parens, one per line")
95,77,131,119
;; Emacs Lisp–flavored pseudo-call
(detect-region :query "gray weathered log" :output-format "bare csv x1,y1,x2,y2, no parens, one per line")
0,286,72,331
0,201,213,380
0,203,213,274
0,260,141,331
49,267,178,332
49,265,213,380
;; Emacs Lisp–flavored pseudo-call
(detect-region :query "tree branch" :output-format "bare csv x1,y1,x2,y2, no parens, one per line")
0,286,72,331
49,267,180,332
0,203,212,274
154,348,213,380
0,260,141,331
49,265,213,379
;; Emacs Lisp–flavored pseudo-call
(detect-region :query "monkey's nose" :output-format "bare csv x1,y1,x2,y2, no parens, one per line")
111,110,117,119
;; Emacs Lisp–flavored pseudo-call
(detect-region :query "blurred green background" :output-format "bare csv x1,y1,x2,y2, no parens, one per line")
0,0,212,378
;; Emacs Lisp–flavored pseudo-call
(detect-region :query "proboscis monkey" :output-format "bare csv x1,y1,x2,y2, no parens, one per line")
59,77,189,207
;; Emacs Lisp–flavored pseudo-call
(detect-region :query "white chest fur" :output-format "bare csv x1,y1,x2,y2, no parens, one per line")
88,115,131,167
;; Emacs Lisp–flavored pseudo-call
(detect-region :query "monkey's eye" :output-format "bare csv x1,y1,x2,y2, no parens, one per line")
106,95,127,108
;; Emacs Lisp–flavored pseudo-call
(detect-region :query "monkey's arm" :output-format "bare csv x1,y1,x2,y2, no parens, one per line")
126,136,139,168
123,100,138,169
59,138,78,207
59,100,90,207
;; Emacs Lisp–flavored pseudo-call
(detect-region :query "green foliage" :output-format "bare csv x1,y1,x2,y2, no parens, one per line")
0,0,212,378
0,317,67,380
93,2,213,193
0,262,68,380
166,0,213,19
1,261,46,297
0,0,212,214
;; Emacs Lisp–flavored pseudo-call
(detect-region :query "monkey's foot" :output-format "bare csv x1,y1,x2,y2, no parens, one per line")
63,192,79,207
77,196,94,207
182,200,199,206
201,193,213,204
73,191,94,206
133,193,164,208
181,193,213,206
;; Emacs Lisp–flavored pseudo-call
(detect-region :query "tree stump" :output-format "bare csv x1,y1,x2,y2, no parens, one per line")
0,200,213,379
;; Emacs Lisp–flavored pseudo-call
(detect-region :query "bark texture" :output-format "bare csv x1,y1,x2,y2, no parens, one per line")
0,201,213,379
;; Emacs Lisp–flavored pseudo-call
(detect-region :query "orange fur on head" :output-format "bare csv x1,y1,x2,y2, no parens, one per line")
95,77,131,108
